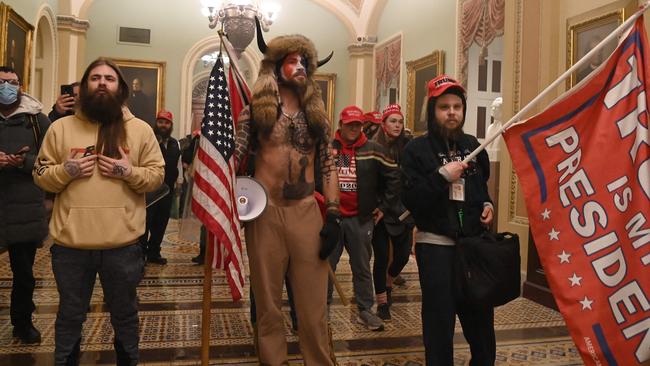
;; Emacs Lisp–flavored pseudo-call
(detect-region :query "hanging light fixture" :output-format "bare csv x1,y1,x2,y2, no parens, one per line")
200,0,281,58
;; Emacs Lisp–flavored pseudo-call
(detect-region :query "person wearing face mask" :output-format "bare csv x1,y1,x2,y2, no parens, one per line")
140,109,182,265
370,103,414,321
0,66,51,344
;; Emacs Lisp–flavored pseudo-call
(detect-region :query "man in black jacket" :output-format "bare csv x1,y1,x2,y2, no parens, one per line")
328,105,400,331
0,66,50,344
141,109,182,265
401,74,495,365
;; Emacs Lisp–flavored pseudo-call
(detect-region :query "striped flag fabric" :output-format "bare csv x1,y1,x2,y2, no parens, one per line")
191,55,245,302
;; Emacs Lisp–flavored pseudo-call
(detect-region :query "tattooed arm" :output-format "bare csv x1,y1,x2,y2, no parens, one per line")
33,123,96,193
234,107,252,174
319,125,340,215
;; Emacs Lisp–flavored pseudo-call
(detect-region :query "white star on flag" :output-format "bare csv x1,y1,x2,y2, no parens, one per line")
580,296,593,310
569,273,583,287
208,112,214,117
541,208,551,220
207,130,214,135
548,228,560,241
209,103,214,108
208,121,214,126
558,250,571,264
210,76,215,81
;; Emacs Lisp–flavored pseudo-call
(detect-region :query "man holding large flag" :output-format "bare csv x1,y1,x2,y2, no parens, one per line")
231,26,340,365
504,17,650,365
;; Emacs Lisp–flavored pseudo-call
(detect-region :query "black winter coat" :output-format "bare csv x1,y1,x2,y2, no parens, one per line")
332,138,401,223
401,131,491,238
0,95,51,247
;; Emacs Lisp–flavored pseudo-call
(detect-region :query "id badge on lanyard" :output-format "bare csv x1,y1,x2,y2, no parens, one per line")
449,178,465,202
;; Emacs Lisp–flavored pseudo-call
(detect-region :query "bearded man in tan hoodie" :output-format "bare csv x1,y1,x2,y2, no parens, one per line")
34,58,164,366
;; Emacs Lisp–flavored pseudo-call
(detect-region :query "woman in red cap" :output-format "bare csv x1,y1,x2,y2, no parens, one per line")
370,103,414,321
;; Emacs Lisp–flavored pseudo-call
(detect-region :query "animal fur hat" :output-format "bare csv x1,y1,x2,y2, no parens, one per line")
251,31,332,139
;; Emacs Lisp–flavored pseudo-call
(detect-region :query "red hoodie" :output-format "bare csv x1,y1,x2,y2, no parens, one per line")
333,130,368,217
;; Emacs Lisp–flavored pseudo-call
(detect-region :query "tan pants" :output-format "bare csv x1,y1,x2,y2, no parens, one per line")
245,198,335,366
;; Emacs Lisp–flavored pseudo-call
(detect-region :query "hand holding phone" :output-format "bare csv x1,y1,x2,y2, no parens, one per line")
56,85,76,115
60,84,74,96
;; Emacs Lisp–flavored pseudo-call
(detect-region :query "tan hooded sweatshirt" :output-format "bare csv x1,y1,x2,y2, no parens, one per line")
33,108,164,249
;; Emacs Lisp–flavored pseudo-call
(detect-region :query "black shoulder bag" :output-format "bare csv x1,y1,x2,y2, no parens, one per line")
455,208,521,307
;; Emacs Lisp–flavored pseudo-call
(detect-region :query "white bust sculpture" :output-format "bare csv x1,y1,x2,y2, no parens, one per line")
486,97,503,162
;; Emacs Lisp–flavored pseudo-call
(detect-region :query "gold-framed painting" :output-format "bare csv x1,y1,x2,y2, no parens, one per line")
566,1,635,88
314,72,336,127
0,3,34,91
406,50,445,135
110,58,166,126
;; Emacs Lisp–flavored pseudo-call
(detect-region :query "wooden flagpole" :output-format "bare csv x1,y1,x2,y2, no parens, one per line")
201,232,214,366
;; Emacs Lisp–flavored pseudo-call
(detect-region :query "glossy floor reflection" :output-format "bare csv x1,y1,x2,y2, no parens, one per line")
0,220,582,365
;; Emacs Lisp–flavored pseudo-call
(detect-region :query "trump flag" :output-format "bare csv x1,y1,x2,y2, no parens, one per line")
504,18,650,365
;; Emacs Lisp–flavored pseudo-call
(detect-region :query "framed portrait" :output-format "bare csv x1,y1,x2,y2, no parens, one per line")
0,4,34,90
567,2,635,87
314,73,336,126
374,33,402,111
406,50,445,135
111,58,166,126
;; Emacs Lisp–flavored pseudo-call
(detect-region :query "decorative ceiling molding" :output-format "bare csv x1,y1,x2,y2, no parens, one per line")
56,15,90,33
345,0,364,14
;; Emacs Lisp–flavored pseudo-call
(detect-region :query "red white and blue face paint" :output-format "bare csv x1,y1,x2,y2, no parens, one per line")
280,52,307,84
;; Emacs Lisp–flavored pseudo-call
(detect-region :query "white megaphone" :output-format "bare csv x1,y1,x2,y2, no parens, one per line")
235,176,268,222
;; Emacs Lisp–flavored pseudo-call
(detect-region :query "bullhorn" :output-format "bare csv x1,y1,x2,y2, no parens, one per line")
235,176,268,222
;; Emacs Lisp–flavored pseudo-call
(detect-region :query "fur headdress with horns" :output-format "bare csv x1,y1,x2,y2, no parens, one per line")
251,19,333,139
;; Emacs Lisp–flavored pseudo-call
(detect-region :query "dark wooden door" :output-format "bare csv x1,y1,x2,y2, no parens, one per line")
522,230,558,310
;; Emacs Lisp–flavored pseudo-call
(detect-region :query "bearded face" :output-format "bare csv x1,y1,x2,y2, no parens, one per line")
278,52,308,91
79,85,125,125
433,93,465,141
154,118,173,139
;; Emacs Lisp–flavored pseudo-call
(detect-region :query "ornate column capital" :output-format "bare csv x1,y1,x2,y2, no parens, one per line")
56,15,90,34
347,42,375,58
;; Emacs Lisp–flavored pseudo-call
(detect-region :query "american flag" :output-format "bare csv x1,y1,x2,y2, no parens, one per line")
192,55,245,301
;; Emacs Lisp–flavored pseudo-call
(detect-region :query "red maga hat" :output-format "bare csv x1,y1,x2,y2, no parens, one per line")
363,111,382,124
156,109,174,122
427,74,465,99
340,105,364,124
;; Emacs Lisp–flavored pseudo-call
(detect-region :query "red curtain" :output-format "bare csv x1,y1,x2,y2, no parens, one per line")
458,0,505,86
375,37,401,109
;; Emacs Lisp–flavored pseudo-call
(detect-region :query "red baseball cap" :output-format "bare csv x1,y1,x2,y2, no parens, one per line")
363,111,382,124
339,105,364,124
427,74,465,99
156,109,173,122
381,104,403,121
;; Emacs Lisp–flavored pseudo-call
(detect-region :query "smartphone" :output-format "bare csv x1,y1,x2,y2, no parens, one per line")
60,84,74,96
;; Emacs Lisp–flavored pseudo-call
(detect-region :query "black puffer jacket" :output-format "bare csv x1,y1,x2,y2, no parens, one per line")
373,129,414,235
0,94,50,247
401,131,491,238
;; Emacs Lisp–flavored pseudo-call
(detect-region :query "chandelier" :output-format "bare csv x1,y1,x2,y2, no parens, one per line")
200,0,280,58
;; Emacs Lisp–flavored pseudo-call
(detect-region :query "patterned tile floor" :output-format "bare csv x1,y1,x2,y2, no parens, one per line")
0,220,582,365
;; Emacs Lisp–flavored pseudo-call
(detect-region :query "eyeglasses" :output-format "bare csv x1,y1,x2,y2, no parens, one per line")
0,79,20,86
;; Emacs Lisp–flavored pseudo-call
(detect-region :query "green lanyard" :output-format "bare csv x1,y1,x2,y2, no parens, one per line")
457,208,464,228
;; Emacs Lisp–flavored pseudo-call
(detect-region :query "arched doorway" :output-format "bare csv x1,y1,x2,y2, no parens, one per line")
32,5,57,106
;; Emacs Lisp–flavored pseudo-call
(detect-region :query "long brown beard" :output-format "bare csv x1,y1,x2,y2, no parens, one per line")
80,88,127,158
433,120,464,142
